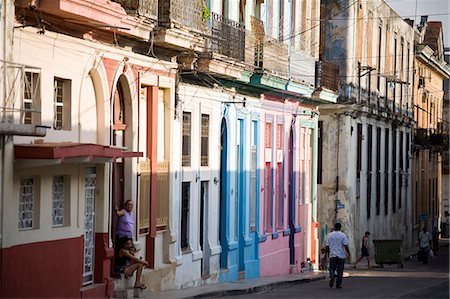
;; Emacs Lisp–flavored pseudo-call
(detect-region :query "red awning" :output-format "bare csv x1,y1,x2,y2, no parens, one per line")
14,142,142,164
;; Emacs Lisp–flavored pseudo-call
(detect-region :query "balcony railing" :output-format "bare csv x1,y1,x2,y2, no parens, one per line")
246,16,315,85
413,128,429,148
112,0,158,18
158,0,206,32
315,60,339,92
209,12,245,61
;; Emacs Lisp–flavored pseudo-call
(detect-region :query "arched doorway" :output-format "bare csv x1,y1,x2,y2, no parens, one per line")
111,75,133,246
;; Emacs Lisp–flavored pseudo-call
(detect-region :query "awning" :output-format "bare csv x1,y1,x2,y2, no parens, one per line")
14,142,143,168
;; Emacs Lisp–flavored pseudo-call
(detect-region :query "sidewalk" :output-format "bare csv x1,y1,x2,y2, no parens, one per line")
141,271,327,299
137,239,449,299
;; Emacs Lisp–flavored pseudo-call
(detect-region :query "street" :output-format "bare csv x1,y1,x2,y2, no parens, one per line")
229,242,449,299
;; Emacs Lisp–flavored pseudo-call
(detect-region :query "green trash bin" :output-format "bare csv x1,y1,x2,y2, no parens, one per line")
373,239,404,268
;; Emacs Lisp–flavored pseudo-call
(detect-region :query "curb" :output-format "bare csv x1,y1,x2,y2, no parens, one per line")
188,275,327,298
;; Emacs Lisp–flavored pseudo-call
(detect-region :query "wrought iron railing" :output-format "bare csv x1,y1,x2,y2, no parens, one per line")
315,60,339,91
112,0,158,18
209,12,245,61
158,0,206,32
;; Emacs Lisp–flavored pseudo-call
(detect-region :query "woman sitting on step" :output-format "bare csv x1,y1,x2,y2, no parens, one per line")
115,237,149,289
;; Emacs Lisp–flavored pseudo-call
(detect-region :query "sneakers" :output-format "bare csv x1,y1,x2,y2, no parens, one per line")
329,276,335,288
336,286,342,289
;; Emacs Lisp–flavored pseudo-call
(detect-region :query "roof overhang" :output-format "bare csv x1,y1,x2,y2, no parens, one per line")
416,44,450,78
14,143,143,169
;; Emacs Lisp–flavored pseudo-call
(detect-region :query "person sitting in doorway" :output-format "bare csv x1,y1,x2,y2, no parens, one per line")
115,237,149,289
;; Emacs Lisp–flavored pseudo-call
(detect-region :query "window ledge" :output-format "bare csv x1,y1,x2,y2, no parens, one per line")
283,228,291,236
272,231,279,239
259,234,267,243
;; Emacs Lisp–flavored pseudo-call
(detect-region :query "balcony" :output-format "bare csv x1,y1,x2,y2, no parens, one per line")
154,0,207,51
112,0,157,19
209,12,245,61
0,62,47,137
158,0,206,31
315,60,339,92
196,12,247,78
413,128,429,149
413,128,447,152
15,0,153,41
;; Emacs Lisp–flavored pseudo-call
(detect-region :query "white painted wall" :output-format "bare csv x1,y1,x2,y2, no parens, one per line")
318,112,413,259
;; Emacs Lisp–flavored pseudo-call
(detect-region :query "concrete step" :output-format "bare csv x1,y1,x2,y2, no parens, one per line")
238,271,245,281
114,274,145,298
114,288,144,299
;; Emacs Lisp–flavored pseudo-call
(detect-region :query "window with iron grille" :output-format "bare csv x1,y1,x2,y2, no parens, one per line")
52,176,65,227
265,122,272,148
201,114,209,166
19,178,35,230
54,78,71,130
181,182,190,250
276,123,283,149
182,112,192,166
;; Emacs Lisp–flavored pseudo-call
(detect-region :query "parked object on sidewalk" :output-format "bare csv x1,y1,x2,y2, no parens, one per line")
373,239,404,268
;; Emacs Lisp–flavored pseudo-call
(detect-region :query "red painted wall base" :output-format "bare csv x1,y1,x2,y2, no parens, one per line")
1,235,116,298
2,237,83,298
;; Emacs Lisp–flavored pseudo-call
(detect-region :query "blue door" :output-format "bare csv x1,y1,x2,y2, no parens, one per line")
220,118,228,269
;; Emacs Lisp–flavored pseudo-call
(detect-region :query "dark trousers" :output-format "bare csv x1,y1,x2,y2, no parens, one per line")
329,257,346,287
421,247,430,264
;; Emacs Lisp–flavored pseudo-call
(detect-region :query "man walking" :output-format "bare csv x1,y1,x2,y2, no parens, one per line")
326,223,350,289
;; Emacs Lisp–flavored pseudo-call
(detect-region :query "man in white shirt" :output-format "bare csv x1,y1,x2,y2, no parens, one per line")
326,223,350,289
418,227,432,264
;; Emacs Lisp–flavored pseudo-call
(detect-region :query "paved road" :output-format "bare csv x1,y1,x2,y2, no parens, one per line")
229,242,449,299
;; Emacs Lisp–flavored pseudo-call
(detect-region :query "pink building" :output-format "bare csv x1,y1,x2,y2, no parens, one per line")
258,95,319,276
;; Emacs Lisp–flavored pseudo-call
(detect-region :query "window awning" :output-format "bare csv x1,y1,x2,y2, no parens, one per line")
14,143,143,168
